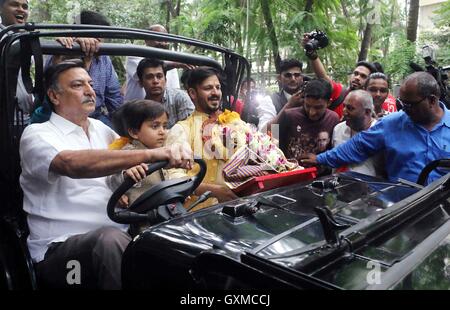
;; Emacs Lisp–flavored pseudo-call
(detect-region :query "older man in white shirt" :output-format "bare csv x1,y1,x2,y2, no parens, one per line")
331,90,384,177
20,60,192,289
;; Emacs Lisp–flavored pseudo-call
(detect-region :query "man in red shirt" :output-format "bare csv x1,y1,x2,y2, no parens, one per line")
364,72,397,117
301,33,377,119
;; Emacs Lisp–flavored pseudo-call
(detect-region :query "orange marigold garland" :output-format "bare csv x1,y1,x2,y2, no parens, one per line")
108,137,130,150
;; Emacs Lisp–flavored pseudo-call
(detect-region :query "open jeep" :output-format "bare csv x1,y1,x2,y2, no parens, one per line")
1,24,450,290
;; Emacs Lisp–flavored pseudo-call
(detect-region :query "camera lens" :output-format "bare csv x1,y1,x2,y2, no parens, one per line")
305,39,318,51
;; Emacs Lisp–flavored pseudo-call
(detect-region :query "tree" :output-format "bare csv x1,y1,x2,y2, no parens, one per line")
358,1,377,61
434,0,450,28
260,0,281,72
406,0,420,42
358,23,373,61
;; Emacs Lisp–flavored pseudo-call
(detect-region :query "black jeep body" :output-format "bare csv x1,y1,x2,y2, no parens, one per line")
122,172,450,290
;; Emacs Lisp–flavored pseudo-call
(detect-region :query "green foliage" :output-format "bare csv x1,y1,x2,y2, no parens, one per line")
419,28,450,66
433,0,450,28
385,34,420,84
26,0,446,87
29,0,165,28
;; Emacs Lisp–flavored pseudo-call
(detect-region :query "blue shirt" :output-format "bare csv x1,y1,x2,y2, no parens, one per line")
87,55,123,118
317,103,450,185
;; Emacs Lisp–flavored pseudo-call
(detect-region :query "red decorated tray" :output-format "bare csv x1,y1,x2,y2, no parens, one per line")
232,167,318,196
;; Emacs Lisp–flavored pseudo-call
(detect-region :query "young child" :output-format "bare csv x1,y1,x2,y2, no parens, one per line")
108,99,169,207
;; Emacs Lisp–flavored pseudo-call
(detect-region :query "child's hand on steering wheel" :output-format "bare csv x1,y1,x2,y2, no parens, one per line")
118,195,129,209
124,163,148,183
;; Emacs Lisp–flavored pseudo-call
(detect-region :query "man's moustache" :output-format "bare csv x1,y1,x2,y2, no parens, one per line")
82,98,95,104
208,96,220,101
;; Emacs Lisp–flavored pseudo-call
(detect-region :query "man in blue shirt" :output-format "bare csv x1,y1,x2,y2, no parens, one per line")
301,72,450,185
33,10,123,127
57,10,123,127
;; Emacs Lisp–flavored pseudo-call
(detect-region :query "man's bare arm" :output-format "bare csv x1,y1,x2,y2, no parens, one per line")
50,145,193,179
309,58,331,83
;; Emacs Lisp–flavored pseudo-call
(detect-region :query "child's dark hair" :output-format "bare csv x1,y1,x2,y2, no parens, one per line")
112,100,167,137
79,10,111,26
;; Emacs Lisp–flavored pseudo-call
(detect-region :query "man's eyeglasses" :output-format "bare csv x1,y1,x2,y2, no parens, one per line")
397,97,427,109
283,72,302,79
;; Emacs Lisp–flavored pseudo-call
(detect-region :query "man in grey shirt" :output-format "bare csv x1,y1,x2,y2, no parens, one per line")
136,58,194,128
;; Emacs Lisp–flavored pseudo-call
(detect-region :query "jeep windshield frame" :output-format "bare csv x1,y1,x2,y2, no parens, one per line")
239,173,450,289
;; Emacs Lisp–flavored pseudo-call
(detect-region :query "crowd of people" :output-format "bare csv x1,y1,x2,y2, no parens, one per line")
2,0,450,289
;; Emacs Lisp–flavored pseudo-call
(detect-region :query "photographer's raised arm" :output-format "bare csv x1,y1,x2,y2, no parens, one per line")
309,57,332,83
302,33,332,83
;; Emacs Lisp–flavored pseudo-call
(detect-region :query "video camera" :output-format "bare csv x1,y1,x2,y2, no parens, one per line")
304,30,329,52
410,45,450,107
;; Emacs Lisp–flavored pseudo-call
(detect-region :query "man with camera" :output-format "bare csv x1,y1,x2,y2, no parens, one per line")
257,59,305,132
302,31,377,118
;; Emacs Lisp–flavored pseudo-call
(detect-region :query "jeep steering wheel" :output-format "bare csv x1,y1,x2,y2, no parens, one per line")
417,158,450,186
107,158,206,224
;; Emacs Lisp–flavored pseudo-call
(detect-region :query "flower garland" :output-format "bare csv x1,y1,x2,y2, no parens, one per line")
109,136,130,150
202,110,297,172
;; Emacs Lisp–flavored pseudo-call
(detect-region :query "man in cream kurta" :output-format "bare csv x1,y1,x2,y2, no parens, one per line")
166,67,238,209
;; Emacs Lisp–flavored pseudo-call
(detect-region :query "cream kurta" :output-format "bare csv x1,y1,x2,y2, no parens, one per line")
166,110,226,209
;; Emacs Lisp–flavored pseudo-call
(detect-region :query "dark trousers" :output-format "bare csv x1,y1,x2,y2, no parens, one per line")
35,227,131,290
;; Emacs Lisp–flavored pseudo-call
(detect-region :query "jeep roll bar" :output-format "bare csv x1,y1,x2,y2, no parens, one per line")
0,23,251,110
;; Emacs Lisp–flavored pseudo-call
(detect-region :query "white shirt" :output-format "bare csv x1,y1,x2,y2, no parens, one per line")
257,90,291,132
124,56,180,101
332,119,384,176
20,113,127,263
16,67,34,123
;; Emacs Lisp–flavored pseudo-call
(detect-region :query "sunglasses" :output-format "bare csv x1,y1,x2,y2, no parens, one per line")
397,97,428,109
283,72,302,79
